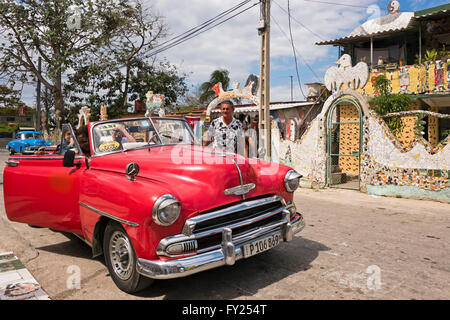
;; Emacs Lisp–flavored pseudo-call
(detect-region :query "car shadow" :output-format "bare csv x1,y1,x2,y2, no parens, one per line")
134,236,330,300
35,231,96,261
34,232,329,300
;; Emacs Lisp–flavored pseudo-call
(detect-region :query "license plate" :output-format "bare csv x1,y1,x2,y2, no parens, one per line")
242,232,282,258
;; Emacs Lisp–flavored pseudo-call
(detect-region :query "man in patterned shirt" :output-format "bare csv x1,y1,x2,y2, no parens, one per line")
203,100,247,156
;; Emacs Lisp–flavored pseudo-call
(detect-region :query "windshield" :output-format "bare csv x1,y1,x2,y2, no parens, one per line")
20,133,43,140
92,118,195,155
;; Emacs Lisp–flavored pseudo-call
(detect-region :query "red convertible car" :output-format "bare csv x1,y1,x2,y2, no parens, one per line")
3,117,305,293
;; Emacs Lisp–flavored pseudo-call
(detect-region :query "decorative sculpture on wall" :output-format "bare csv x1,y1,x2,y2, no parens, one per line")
99,105,108,121
77,106,91,129
324,54,369,92
288,119,297,142
145,91,166,117
205,79,260,120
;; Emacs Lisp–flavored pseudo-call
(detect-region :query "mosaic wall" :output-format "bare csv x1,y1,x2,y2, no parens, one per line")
358,60,450,96
361,111,450,193
428,106,440,147
338,103,360,175
271,116,326,184
396,115,418,148
271,89,450,200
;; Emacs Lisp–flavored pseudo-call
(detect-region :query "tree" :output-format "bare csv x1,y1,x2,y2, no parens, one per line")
128,59,189,113
182,83,203,107
106,0,167,110
65,57,188,120
0,0,136,128
198,69,230,104
0,84,26,108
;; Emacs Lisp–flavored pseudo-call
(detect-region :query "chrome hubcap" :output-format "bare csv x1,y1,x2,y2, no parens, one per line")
109,231,134,281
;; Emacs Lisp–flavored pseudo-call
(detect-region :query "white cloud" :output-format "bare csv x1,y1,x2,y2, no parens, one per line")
150,0,378,102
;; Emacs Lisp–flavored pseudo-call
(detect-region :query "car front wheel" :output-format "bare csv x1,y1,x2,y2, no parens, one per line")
103,221,153,293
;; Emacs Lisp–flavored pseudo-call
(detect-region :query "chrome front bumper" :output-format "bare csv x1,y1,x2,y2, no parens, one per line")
136,212,305,280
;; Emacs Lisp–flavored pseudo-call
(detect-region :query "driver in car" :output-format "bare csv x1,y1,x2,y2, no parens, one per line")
112,124,136,145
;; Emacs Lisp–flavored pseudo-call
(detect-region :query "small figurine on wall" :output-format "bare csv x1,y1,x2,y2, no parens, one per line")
77,106,91,129
145,91,166,117
99,105,108,121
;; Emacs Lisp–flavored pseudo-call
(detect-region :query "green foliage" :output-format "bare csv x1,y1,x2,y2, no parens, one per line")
0,106,34,116
0,85,27,108
415,114,426,140
199,69,230,104
0,122,33,134
371,75,412,136
441,129,450,140
424,49,438,62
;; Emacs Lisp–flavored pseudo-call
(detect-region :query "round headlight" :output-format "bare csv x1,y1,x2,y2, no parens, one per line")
152,194,181,226
284,170,302,192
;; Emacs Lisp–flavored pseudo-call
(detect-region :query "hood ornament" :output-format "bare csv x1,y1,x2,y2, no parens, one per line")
224,183,255,196
125,162,140,181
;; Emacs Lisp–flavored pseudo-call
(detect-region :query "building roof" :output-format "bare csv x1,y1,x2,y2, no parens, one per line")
415,3,450,19
210,101,316,114
316,12,416,46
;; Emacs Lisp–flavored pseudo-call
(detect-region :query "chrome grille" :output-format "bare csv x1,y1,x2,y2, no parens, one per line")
183,241,197,252
157,195,288,258
184,195,286,252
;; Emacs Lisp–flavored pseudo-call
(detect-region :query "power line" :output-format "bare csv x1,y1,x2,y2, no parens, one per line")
271,10,321,82
148,1,259,57
287,0,306,99
151,0,253,52
272,0,326,42
303,0,372,9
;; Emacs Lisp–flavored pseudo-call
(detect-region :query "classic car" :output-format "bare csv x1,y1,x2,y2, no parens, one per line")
6,131,52,154
3,117,305,293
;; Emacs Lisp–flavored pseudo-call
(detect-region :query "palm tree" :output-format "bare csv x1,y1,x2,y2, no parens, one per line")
199,69,230,104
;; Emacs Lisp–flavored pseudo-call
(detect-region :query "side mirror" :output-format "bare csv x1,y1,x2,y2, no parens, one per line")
63,150,78,167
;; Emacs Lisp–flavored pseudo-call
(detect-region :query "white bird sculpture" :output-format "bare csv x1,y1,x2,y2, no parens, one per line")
324,54,369,92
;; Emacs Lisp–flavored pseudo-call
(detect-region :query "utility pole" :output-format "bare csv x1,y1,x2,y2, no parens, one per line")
258,0,271,160
36,57,41,132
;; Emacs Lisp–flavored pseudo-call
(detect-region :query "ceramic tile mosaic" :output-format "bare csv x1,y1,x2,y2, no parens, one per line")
271,91,450,196
362,111,450,192
358,60,450,96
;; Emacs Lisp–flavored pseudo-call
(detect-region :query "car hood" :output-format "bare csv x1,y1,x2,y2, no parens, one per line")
88,144,288,213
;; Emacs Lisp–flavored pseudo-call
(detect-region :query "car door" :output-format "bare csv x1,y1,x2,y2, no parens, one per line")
3,124,86,234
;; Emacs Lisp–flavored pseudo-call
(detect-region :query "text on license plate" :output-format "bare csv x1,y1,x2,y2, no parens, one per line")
243,232,282,258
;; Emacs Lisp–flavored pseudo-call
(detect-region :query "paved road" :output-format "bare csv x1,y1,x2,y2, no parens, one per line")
1,150,449,300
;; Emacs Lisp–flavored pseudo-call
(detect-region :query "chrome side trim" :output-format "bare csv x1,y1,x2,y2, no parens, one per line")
78,202,139,227
73,233,93,247
7,156,84,161
182,195,282,236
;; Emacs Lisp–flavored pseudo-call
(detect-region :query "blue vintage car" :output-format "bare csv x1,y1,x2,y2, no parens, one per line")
6,131,51,154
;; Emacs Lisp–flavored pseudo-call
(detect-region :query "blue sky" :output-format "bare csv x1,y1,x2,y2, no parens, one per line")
16,0,450,107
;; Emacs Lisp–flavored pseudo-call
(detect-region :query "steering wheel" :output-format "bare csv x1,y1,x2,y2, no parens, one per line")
159,130,183,143
148,133,158,144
